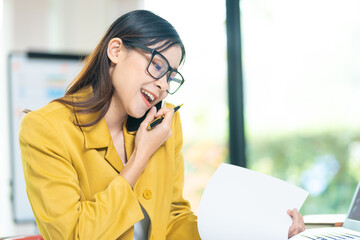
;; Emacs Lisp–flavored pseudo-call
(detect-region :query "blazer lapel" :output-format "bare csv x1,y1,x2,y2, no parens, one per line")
123,119,136,162
104,140,124,173
77,112,124,173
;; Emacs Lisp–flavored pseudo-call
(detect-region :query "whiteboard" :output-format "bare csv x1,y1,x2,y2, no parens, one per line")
9,52,85,222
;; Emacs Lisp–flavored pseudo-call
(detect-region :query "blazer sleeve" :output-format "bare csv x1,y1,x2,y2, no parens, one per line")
166,112,201,240
19,112,143,240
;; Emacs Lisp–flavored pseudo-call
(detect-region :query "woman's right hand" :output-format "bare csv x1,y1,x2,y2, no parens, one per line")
120,106,174,187
134,106,174,162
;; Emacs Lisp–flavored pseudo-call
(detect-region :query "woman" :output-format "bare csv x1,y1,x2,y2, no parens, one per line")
19,10,304,240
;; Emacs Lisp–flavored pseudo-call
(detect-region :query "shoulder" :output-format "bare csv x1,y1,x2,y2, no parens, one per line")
26,101,72,119
19,101,76,139
21,101,74,125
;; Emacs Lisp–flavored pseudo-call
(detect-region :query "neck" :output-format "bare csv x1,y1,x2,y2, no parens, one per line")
104,96,127,136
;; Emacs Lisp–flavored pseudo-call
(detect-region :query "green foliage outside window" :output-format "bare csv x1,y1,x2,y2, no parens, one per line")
248,128,360,215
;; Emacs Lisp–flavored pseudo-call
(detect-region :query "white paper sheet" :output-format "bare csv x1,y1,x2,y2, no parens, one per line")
198,163,309,240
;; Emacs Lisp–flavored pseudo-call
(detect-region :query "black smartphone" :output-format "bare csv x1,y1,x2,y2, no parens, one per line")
126,101,162,132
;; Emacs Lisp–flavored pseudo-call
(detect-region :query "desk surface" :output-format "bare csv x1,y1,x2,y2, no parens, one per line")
304,214,346,229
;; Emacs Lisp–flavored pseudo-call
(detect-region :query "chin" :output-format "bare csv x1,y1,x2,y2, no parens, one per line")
128,109,148,119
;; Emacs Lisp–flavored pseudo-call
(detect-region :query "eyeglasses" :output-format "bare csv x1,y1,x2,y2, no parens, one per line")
125,41,185,95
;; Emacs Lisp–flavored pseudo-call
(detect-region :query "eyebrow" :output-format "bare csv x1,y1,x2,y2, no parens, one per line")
126,41,180,70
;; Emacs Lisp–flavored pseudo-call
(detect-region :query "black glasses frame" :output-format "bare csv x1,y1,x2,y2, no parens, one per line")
125,41,185,94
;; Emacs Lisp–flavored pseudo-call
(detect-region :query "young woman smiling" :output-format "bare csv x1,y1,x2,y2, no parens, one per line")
19,10,304,240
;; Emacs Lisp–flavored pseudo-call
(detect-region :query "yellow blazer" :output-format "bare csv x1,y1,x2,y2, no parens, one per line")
19,101,200,240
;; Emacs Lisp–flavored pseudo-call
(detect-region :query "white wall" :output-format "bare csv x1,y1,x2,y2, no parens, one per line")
0,0,143,236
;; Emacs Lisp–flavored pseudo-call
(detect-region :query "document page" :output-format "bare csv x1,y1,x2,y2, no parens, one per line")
198,163,309,240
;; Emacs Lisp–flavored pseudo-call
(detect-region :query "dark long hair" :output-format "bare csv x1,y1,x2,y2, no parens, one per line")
54,10,186,127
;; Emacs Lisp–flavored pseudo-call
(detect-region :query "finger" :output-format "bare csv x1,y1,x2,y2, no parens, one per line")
297,210,305,231
288,226,295,238
154,105,172,118
287,209,293,217
293,208,302,226
142,107,157,125
292,212,305,235
288,221,296,238
290,209,298,222
160,107,174,126
288,223,301,238
288,209,305,238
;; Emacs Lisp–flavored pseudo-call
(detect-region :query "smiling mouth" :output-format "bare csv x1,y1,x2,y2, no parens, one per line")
141,89,156,105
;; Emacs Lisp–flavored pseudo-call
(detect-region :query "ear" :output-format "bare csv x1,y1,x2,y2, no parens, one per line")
107,38,123,64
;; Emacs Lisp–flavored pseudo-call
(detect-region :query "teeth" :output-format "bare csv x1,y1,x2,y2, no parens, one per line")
141,89,155,101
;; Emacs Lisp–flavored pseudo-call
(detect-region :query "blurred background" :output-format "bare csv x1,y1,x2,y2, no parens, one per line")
1,0,360,237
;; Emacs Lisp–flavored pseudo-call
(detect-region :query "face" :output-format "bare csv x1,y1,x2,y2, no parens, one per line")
108,39,182,118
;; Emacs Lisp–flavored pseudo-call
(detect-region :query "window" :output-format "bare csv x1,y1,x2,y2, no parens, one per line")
242,0,360,214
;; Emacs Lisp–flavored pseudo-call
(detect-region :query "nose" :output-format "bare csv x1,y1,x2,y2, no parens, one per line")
155,74,169,93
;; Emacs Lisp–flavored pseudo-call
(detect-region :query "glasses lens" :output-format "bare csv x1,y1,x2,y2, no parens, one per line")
148,53,168,78
167,71,184,94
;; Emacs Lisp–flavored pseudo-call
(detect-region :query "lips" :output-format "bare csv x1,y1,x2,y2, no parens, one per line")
141,88,157,107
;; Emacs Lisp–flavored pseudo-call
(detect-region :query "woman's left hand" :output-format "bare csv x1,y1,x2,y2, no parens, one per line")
287,208,305,238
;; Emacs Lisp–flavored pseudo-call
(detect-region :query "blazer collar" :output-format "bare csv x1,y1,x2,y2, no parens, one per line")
77,111,125,172
72,87,137,172
78,113,137,149
71,86,111,149
80,115,111,149
77,108,138,173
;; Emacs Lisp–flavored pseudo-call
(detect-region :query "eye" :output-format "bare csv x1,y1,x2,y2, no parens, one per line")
153,62,162,71
169,72,177,81
169,75,176,81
